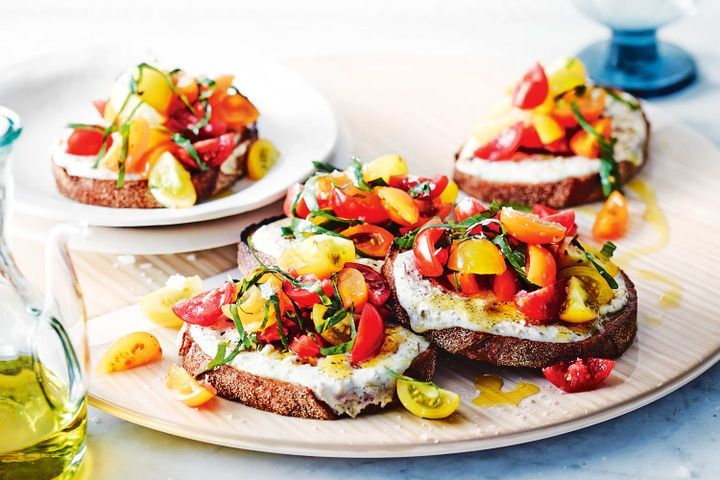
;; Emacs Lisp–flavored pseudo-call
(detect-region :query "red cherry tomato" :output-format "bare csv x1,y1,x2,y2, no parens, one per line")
519,125,544,149
512,63,549,110
172,281,237,329
543,358,616,393
283,183,310,219
453,197,487,222
289,334,322,361
473,122,524,161
446,272,482,295
493,269,520,301
388,174,449,199
531,204,558,217
198,118,228,139
350,304,385,365
331,186,388,224
513,280,565,324
283,274,334,309
412,218,449,277
257,323,292,344
532,205,577,237
66,129,106,156
193,132,236,167
345,262,391,306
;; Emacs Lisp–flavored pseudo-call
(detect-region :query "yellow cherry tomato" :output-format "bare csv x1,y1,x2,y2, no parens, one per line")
281,234,356,278
556,242,620,278
125,116,151,168
531,113,564,144
439,179,459,204
134,65,174,114
447,239,506,275
547,56,588,97
97,332,163,373
165,364,216,407
140,275,204,328
397,378,460,419
362,154,409,183
311,303,352,345
558,265,614,305
148,151,197,208
559,276,598,323
226,283,279,333
247,139,280,180
375,186,420,226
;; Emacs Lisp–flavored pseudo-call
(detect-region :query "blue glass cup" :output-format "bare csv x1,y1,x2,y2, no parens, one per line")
573,0,698,97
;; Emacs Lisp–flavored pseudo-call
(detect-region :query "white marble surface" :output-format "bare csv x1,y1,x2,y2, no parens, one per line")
2,0,720,478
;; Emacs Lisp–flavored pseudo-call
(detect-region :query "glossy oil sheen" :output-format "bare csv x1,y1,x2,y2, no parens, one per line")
472,374,539,408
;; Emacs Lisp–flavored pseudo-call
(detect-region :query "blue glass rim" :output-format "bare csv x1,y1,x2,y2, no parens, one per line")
0,106,22,148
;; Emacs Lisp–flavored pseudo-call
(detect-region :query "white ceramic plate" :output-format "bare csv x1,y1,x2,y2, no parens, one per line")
86,108,720,457
0,47,338,227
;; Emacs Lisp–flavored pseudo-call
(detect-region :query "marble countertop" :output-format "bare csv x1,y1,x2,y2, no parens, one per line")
3,1,720,478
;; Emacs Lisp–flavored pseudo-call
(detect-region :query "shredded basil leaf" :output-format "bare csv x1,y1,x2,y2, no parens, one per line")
570,237,618,289
306,210,361,226
394,228,420,249
492,234,530,284
66,123,104,131
171,133,208,171
285,217,348,239
312,160,337,173
604,87,641,111
351,157,372,192
407,181,432,198
599,241,617,259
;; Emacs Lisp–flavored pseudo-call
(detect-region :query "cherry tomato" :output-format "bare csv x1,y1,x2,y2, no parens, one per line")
66,129,106,156
473,122,524,161
340,224,394,259
345,262,392,306
289,334,322,361
257,322,292,344
282,274,334,308
193,132,236,168
412,218,449,277
198,118,228,139
453,197,487,222
569,118,613,158
553,87,606,128
512,63,549,110
388,174,449,199
375,187,420,227
593,191,628,241
337,267,368,312
532,205,576,236
513,280,565,324
519,124,544,149
350,304,385,365
447,239,506,275
542,357,615,393
526,244,557,287
172,281,237,329
446,272,482,295
213,91,260,131
92,99,108,117
499,208,567,244
493,269,520,301
283,183,310,219
331,186,388,224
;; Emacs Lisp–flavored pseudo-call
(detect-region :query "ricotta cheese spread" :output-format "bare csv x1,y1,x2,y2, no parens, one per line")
455,92,647,185
184,324,430,417
251,217,385,271
392,250,629,343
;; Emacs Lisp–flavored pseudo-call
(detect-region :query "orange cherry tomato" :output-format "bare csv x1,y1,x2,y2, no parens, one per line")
375,187,420,226
446,272,482,295
526,244,557,287
552,87,606,128
337,267,369,312
340,224,394,259
593,191,629,241
172,71,200,105
499,208,567,244
350,304,385,365
569,118,613,158
493,269,520,301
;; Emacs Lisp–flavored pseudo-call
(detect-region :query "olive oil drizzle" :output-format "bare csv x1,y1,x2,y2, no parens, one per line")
472,374,539,407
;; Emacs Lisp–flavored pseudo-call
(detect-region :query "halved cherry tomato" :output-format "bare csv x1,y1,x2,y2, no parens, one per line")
257,322,291,344
388,174,449,199
473,121,524,161
375,187,420,226
172,71,200,105
194,132,236,168
172,281,237,329
448,239,506,275
569,117,613,158
553,87,606,128
493,268,520,301
337,267,368,311
340,224,394,259
66,128,107,156
412,218,449,277
526,244,557,287
446,272,482,295
289,334,322,361
413,198,453,227
542,357,615,393
454,197,487,222
519,124,544,149
532,205,576,236
283,183,310,219
512,63,549,110
92,99,108,117
345,262,392,306
499,208,567,244
213,91,259,131
165,364,216,407
593,191,628,241
350,304,385,365
282,274,334,308
513,280,565,324
331,186,388,224
397,378,460,419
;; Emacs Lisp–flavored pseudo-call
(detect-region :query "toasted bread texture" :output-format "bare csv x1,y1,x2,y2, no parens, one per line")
179,328,437,419
453,110,650,208
382,249,638,369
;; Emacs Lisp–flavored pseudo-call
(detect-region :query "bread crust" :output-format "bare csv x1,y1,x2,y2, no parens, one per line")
179,328,437,419
236,214,287,273
52,131,258,209
453,109,650,208
382,249,638,369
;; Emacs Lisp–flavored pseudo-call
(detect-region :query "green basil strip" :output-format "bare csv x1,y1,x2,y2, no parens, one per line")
570,237,618,289
599,241,617,259
270,296,288,349
319,307,348,333
407,181,432,198
306,210,361,226
319,340,354,356
604,87,640,111
492,234,530,284
351,157,372,192
289,217,347,239
394,227,420,249
312,160,337,173
190,102,212,134
171,133,208,171
66,123,104,132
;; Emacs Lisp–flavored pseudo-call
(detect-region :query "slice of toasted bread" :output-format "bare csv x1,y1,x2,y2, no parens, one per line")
178,328,437,419
382,249,637,369
453,110,650,209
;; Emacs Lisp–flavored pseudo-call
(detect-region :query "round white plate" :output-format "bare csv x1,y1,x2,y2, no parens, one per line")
0,46,338,227
86,108,720,457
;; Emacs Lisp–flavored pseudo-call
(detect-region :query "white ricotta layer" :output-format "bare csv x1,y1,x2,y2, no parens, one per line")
185,324,430,417
392,250,629,343
455,92,647,184
251,217,385,271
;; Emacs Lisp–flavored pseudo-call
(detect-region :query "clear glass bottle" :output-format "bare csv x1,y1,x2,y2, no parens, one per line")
0,107,89,479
